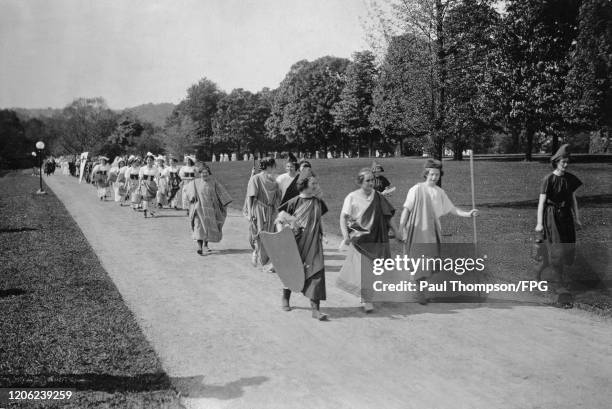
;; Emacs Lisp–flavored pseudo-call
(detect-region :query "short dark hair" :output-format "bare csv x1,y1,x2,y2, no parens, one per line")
299,160,311,168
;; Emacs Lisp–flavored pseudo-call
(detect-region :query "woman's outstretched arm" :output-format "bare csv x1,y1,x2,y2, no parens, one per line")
535,193,546,231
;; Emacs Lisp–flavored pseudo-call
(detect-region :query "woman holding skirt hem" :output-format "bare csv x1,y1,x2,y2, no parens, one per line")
337,168,402,313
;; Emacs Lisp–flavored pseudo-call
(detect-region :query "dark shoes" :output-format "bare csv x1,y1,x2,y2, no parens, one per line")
282,289,291,311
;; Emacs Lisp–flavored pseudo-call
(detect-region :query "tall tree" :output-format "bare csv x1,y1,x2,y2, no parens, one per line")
368,0,460,159
444,0,500,159
57,97,118,154
102,115,156,157
170,78,225,160
212,89,271,154
370,33,432,156
563,0,612,141
266,57,349,155
500,0,580,159
331,51,378,157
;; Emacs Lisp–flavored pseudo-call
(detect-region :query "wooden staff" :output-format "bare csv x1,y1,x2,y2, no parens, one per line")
470,149,477,245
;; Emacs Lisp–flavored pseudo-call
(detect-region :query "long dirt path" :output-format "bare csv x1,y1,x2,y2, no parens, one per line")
44,174,612,409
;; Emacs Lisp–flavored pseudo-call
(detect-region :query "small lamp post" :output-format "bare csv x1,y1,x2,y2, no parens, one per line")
35,141,47,195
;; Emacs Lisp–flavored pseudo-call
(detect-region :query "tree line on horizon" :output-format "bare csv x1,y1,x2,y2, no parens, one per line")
1,0,610,168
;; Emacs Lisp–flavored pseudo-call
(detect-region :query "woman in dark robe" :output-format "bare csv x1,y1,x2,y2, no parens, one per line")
337,168,403,312
535,144,582,300
277,176,329,320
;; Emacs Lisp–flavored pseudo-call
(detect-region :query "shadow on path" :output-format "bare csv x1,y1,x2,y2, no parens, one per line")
171,375,269,400
323,299,545,320
210,248,253,256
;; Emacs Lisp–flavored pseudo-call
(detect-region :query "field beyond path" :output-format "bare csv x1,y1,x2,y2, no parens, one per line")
37,170,612,409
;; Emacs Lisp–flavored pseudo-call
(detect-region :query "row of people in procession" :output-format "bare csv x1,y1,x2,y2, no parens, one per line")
81,144,580,322
89,152,200,217
88,152,234,256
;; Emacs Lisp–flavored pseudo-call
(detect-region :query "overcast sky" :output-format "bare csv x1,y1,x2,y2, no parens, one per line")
0,0,370,109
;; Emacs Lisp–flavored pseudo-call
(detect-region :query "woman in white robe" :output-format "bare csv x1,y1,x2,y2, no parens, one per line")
399,159,478,304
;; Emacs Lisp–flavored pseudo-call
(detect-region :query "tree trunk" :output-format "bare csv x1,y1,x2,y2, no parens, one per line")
525,122,535,161
453,142,463,161
432,0,447,165
551,133,559,155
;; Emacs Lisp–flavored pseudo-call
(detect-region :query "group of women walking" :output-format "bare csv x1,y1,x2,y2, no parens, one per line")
86,153,234,254
80,143,581,321
245,144,582,318
88,153,195,216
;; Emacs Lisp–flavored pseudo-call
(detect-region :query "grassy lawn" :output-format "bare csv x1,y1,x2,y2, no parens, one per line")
0,172,181,408
210,157,612,312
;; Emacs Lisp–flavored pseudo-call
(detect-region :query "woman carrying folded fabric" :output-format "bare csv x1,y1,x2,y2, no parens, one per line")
277,176,329,320
139,152,159,218
185,162,233,255
399,159,478,304
338,168,402,313
246,157,281,271
91,156,111,201
535,144,582,300
179,155,198,215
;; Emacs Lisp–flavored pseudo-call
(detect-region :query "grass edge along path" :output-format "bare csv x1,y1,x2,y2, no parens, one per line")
0,171,182,408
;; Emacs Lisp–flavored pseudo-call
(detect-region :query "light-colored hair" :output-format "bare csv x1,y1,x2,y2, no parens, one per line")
357,168,374,184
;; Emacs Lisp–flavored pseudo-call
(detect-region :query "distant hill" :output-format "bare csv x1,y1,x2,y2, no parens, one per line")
121,103,175,128
12,108,62,121
9,103,176,128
